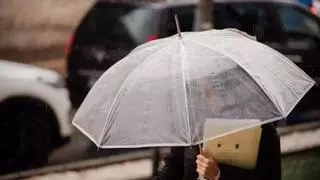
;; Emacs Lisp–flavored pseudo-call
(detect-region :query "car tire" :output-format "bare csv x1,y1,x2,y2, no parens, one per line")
0,107,53,174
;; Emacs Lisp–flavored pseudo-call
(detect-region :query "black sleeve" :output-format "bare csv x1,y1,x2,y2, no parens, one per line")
219,123,282,180
255,123,282,180
153,147,185,180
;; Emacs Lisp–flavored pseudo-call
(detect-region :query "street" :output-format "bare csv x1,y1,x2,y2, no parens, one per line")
48,108,320,165
0,106,318,180
20,125,320,180
48,126,145,166
48,110,149,166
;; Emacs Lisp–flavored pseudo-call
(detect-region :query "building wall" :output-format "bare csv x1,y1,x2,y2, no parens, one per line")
0,0,94,52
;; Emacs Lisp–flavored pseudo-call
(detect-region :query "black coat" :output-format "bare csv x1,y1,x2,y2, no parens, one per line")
153,123,281,180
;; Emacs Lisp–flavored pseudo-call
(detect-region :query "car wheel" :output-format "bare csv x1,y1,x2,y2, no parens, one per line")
0,108,53,174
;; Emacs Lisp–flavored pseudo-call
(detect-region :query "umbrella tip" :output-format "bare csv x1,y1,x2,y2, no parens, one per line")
174,14,182,38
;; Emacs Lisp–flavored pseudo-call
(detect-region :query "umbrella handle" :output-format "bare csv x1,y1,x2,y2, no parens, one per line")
197,144,220,180
174,14,182,38
197,143,207,180
198,143,203,154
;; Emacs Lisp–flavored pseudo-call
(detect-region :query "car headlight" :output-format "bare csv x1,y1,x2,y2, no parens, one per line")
37,76,65,89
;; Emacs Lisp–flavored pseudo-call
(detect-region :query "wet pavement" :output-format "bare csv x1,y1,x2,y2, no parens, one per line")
23,126,320,180
26,159,152,180
48,127,147,166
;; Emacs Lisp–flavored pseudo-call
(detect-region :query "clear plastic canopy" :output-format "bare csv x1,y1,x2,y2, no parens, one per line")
72,29,315,148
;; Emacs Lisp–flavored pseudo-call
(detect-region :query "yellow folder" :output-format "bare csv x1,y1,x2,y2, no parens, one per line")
202,119,262,170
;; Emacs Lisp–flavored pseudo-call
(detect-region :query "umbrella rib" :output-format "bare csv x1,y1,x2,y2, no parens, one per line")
190,40,285,116
179,41,192,144
97,42,173,146
100,99,121,145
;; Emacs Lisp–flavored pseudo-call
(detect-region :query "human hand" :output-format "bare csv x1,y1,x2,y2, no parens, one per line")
196,154,220,180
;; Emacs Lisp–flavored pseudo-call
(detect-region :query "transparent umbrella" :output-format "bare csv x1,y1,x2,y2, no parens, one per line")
72,28,315,149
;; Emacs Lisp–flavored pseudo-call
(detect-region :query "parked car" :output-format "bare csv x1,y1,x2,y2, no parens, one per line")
66,0,320,125
0,60,72,174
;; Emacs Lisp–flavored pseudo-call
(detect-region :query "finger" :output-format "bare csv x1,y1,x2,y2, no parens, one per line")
196,159,209,168
198,154,218,166
197,154,211,164
196,168,205,176
197,154,208,162
203,153,218,164
198,167,207,173
197,166,208,174
197,163,209,170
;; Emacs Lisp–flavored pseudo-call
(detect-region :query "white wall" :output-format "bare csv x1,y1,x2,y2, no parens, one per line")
0,0,95,50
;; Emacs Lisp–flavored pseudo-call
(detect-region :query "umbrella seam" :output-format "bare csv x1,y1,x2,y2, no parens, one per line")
179,40,192,144
73,40,170,147
189,40,285,116
97,41,174,147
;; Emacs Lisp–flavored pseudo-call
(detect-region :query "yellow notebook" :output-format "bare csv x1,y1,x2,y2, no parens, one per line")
202,119,262,170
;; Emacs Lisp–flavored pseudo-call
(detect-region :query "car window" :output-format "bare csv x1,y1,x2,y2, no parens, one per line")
214,3,276,39
164,3,274,39
76,3,158,45
276,4,320,35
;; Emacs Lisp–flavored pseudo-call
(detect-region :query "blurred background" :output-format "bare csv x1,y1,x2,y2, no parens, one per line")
0,0,94,74
0,0,320,179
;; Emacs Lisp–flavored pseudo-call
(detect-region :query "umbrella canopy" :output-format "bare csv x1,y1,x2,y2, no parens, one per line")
72,29,315,148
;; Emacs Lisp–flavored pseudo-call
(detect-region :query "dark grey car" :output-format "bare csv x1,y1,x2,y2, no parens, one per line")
66,0,320,125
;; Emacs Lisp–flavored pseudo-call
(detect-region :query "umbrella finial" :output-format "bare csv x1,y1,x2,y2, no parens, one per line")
174,14,182,38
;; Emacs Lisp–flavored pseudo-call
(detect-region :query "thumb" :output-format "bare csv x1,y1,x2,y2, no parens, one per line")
202,151,217,163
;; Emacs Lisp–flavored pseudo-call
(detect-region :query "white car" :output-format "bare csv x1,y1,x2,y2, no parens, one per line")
0,60,72,174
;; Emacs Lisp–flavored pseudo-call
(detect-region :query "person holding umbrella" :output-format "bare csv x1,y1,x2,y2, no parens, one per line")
154,67,282,180
154,123,281,180
71,28,314,180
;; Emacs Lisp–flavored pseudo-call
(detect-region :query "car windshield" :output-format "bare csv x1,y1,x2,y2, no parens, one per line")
164,2,274,40
77,3,158,45
276,4,320,36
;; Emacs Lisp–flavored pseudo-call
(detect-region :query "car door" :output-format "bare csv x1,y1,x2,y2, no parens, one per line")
74,3,159,70
67,2,161,107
